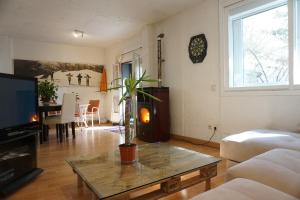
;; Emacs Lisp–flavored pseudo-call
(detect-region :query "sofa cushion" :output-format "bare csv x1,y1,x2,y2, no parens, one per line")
226,148,300,198
191,178,298,200
220,129,300,162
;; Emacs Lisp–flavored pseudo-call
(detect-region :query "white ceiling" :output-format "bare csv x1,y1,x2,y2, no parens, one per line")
0,0,202,48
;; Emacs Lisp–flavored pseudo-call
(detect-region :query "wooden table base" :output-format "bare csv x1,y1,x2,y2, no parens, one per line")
75,163,218,200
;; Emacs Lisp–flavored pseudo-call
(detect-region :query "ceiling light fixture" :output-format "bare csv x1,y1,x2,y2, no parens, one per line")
73,29,84,38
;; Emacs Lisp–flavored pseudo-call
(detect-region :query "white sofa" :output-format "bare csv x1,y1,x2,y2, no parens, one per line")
226,148,300,198
191,178,298,200
220,129,300,166
192,130,300,200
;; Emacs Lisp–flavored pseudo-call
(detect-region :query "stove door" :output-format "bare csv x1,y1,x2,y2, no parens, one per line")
137,103,156,142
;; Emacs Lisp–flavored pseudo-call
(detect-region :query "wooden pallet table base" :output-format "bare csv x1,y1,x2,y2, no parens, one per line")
75,163,218,200
67,144,221,200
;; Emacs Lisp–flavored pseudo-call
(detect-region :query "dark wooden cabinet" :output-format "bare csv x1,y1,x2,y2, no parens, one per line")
137,87,170,142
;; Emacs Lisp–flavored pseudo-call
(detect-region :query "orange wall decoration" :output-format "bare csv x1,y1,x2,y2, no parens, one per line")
100,67,107,92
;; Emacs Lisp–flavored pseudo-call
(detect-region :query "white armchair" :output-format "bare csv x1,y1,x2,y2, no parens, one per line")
75,104,89,128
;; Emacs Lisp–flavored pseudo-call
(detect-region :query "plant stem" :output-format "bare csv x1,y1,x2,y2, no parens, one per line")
124,97,131,145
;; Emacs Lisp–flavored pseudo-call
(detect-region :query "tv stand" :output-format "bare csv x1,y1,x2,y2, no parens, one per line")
0,130,42,197
0,168,43,197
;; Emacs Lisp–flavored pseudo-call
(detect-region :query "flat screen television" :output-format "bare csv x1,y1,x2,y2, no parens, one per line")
0,73,38,134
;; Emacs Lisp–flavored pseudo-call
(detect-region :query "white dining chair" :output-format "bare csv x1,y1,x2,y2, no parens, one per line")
44,93,76,142
75,104,89,128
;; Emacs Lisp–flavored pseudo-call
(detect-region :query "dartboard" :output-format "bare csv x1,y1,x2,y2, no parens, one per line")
188,34,207,64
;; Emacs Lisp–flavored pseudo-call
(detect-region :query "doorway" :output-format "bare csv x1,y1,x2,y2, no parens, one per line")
120,62,133,124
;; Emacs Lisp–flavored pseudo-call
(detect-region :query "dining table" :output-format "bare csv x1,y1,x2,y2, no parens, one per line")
38,103,62,144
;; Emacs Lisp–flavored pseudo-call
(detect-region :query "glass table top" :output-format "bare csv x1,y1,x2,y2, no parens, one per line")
66,143,221,199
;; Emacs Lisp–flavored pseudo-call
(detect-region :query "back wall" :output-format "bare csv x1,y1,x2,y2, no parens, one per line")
0,37,107,121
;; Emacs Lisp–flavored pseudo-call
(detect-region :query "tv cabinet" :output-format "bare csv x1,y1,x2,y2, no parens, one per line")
0,130,43,197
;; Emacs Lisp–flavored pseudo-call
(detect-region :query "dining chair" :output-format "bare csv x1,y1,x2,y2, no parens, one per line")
86,100,100,127
43,93,76,142
75,104,89,128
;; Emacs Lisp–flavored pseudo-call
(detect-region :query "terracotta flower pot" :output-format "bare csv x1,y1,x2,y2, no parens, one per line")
119,143,137,164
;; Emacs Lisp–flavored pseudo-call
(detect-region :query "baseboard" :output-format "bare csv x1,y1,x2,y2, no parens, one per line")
171,134,220,149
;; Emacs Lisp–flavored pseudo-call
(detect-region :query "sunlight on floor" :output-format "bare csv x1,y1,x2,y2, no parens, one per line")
75,125,125,144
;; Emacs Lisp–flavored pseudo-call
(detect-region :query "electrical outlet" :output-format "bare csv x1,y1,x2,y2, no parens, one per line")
213,126,217,131
208,124,217,133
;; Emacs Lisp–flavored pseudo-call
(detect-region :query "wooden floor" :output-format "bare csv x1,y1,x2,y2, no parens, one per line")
7,126,225,200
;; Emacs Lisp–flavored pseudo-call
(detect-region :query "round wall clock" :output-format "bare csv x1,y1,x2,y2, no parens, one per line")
188,34,207,64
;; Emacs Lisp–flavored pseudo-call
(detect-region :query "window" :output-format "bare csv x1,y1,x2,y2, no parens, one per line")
222,0,299,90
294,0,300,84
229,1,288,88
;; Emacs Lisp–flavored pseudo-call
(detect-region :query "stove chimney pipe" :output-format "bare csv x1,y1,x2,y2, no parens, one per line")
157,33,164,87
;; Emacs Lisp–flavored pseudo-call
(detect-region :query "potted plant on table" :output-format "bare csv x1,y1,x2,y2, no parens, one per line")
109,71,160,164
38,80,58,104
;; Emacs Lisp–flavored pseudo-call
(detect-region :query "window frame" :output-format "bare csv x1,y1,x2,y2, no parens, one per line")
220,0,299,93
293,0,300,88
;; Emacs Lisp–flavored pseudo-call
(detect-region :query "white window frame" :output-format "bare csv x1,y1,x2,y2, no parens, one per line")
220,0,299,95
293,0,300,88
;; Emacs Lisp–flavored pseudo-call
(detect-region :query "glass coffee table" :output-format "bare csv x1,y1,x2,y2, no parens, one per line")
66,143,221,200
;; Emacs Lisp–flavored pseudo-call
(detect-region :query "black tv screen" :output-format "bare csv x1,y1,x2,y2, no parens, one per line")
0,73,37,131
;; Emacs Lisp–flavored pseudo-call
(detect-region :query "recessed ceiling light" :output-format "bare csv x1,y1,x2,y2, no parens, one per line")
73,30,84,38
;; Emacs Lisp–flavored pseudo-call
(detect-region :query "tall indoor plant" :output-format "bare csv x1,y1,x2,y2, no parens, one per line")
109,71,160,164
38,80,58,104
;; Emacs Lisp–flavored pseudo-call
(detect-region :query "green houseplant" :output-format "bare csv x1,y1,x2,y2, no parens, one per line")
38,80,58,104
109,71,160,164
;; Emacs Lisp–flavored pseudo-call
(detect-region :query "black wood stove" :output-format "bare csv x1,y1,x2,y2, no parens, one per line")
137,87,170,142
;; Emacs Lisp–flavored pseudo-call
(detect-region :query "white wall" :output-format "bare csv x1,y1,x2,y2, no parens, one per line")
151,0,300,141
154,0,220,140
0,38,107,121
13,38,104,64
220,95,300,137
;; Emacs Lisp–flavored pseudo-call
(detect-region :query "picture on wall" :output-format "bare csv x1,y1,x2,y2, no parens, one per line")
14,59,104,87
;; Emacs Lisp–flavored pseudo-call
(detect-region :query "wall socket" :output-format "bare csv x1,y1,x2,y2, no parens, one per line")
208,125,217,131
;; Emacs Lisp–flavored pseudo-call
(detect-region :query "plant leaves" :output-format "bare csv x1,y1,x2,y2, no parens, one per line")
137,89,162,102
108,86,123,91
107,70,161,104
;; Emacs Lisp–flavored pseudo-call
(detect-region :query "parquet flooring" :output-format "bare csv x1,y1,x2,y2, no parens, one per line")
7,126,225,200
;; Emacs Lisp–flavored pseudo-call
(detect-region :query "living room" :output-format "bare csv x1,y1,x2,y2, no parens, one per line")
0,0,300,199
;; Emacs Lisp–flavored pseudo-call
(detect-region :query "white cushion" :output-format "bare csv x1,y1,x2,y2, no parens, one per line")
226,148,300,198
221,129,300,162
191,178,298,200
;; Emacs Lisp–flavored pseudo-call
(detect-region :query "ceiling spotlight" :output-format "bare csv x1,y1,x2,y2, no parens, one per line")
73,30,84,38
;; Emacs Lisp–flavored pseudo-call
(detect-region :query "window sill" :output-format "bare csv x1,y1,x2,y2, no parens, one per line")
222,85,300,97
225,85,289,92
